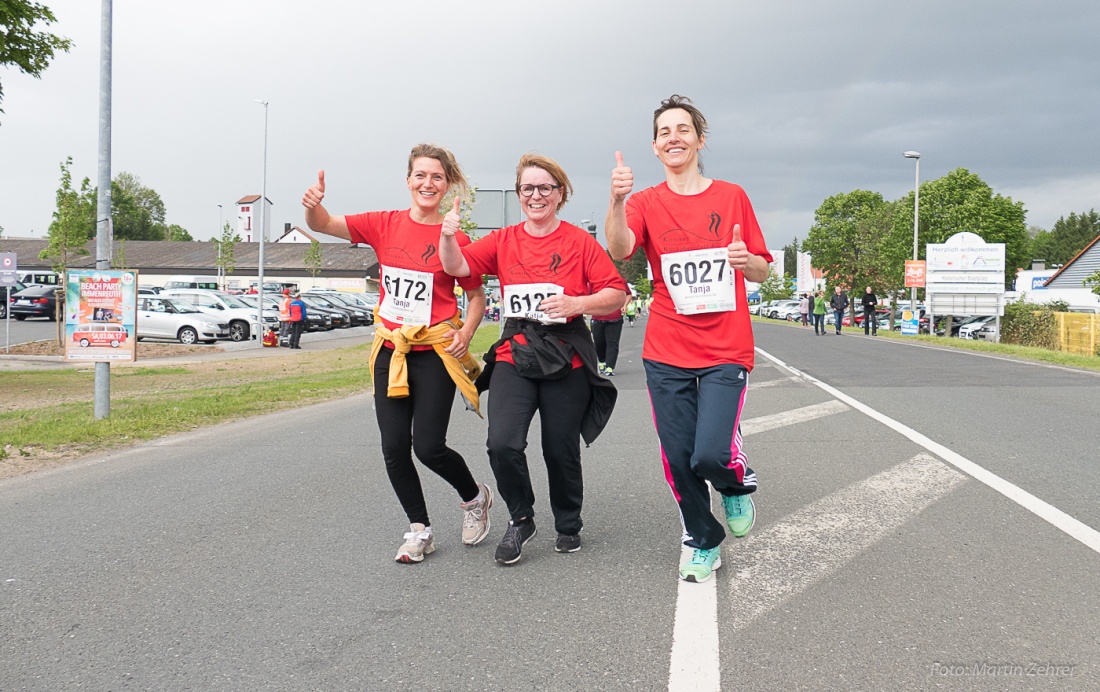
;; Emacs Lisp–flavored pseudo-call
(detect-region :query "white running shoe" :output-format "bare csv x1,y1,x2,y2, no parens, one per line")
460,483,494,546
395,523,435,563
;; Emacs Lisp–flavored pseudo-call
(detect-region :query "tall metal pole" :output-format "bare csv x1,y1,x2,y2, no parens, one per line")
255,100,269,345
217,204,223,289
904,151,921,317
94,0,113,419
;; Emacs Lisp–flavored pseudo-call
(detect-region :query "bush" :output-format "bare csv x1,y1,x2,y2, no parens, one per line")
1001,297,1059,349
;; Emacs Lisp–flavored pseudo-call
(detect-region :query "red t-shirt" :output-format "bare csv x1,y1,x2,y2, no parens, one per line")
625,180,772,370
462,221,629,366
345,209,482,333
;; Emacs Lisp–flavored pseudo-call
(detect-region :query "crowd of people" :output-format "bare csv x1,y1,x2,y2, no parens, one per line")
301,94,772,583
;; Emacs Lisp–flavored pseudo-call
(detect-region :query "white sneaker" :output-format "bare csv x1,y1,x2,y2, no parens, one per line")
460,483,494,546
395,523,434,563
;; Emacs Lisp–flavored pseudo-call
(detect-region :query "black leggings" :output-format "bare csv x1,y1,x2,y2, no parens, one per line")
486,362,589,535
373,347,480,527
591,318,623,369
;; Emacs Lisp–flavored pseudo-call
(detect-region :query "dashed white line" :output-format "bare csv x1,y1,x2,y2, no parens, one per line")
739,400,848,436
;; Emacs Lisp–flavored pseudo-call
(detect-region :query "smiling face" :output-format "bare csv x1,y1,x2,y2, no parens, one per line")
652,108,705,173
406,157,449,215
517,166,563,224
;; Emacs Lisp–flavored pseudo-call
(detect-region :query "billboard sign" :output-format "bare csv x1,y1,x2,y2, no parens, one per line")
904,260,926,288
64,270,139,362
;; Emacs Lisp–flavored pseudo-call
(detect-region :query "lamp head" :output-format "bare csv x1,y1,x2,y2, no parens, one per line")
903,151,921,159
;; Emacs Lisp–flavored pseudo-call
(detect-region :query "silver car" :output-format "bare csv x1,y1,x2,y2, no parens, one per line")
137,297,229,344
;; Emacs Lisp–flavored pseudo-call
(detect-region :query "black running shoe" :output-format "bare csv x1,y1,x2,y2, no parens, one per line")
495,520,536,565
554,533,581,553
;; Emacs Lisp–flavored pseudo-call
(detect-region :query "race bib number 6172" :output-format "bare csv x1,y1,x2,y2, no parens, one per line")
662,248,737,315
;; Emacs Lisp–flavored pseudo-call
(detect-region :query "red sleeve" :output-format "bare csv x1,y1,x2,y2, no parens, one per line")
344,211,386,247
623,192,647,259
461,228,502,278
454,231,484,292
583,232,630,293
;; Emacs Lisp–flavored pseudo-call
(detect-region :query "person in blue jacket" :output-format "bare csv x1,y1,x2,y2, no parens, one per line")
287,292,308,349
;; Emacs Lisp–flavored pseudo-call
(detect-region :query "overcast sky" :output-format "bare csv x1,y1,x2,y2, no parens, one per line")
2,0,1098,252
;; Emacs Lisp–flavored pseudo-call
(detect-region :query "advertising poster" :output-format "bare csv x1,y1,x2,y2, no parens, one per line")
64,270,138,362
900,308,920,336
904,260,926,288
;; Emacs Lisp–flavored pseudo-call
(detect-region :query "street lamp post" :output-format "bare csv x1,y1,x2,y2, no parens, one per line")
904,151,921,317
255,99,269,346
216,204,223,289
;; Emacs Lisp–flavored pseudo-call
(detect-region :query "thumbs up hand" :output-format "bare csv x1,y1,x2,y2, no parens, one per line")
727,224,750,270
610,151,633,203
441,196,462,237
302,169,326,209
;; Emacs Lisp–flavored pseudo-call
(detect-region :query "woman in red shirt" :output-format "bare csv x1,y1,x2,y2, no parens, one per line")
301,144,491,564
439,153,629,565
605,96,773,583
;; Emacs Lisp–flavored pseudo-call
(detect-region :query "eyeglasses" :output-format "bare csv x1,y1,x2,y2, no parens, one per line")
516,184,561,198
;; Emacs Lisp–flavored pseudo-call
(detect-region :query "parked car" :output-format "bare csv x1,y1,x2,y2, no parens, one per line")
766,300,800,319
892,307,930,333
976,320,1000,341
72,322,129,348
9,285,61,320
160,289,278,341
1,281,28,318
958,315,996,339
852,308,890,327
137,297,228,344
298,295,351,328
306,291,373,325
773,300,804,321
749,300,775,316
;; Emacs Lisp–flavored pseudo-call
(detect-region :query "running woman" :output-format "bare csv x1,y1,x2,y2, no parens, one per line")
301,144,492,564
440,153,629,565
605,95,773,583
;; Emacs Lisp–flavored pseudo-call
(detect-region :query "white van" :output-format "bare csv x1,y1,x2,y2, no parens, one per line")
161,289,278,341
163,275,220,290
18,271,59,286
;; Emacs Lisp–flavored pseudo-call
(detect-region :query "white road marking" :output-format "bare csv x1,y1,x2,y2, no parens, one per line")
726,454,964,629
757,347,1100,555
739,400,848,436
669,568,721,691
747,375,800,390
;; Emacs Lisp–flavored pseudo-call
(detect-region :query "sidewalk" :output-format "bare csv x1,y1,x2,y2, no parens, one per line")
0,326,375,371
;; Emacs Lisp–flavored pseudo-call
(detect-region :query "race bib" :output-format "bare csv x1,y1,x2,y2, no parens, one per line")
502,283,566,324
378,265,434,325
661,248,737,315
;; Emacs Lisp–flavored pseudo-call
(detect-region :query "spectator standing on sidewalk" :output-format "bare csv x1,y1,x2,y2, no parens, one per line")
287,292,307,349
830,286,849,335
605,94,773,584
278,288,292,340
813,290,827,335
861,286,879,336
300,144,492,565
798,293,810,327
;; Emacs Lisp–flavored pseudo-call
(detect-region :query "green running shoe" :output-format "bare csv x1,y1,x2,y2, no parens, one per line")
679,546,722,583
722,493,755,537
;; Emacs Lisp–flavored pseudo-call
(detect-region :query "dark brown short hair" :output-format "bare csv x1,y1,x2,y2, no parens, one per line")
652,94,709,141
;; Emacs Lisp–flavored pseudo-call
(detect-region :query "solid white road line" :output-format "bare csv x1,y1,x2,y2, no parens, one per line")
669,571,721,692
757,347,1100,556
739,400,849,436
726,454,965,629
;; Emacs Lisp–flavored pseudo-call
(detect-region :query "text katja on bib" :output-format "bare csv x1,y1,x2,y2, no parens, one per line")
379,264,434,325
502,283,566,324
661,247,737,315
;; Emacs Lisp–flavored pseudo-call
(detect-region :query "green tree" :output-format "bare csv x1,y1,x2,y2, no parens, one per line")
1084,269,1100,297
304,240,322,281
165,223,192,241
803,190,896,294
112,238,127,270
213,222,239,287
613,249,648,287
0,1,72,122
39,156,91,272
782,237,799,279
1030,210,1099,267
758,267,792,301
111,172,167,240
633,276,652,298
889,168,1029,287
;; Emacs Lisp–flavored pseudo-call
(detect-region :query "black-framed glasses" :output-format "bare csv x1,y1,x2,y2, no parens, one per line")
517,184,561,198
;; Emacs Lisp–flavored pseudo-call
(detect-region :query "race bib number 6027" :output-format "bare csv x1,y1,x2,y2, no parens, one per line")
661,248,737,315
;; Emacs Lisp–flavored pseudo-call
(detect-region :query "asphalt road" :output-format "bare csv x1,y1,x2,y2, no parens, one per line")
2,317,1098,690
1,314,60,348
